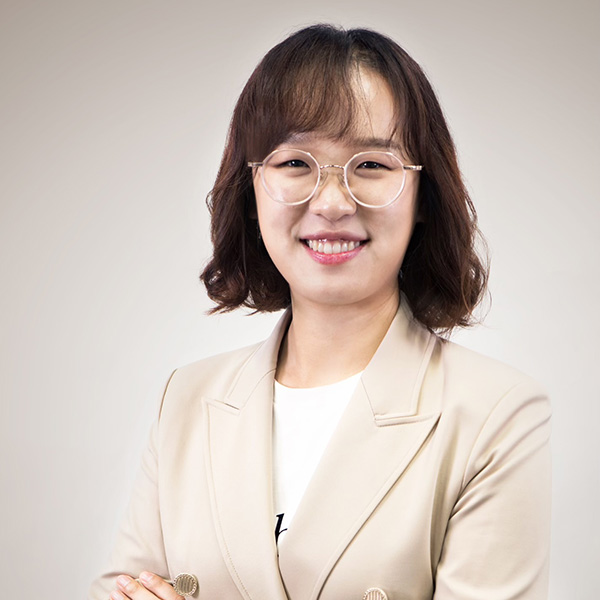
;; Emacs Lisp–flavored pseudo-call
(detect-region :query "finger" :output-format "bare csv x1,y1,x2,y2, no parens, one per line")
109,590,129,600
114,574,159,600
139,572,184,600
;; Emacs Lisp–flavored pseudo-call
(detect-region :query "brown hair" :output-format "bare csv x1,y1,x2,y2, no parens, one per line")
201,24,488,332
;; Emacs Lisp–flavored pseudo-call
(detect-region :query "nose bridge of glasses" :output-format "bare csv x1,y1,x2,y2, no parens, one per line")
317,163,346,189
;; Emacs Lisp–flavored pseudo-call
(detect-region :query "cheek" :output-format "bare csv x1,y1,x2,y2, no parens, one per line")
375,197,418,240
255,193,300,267
254,187,276,241
371,203,419,268
256,200,284,240
255,186,302,237
394,184,420,237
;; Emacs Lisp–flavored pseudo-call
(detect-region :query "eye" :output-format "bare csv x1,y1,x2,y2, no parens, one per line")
270,157,311,169
356,161,389,170
280,159,310,168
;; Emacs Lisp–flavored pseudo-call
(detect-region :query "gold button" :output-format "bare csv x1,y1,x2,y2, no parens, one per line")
168,573,198,596
363,587,388,600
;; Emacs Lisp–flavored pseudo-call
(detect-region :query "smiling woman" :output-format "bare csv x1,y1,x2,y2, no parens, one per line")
201,27,487,332
90,24,551,600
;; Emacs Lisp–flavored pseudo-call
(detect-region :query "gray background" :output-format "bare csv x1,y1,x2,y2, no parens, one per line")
1,1,598,598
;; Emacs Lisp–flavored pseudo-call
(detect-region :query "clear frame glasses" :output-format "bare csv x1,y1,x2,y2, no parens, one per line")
248,148,422,208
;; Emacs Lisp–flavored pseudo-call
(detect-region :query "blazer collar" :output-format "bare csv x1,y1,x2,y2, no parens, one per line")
224,298,435,419
203,299,441,600
362,299,438,420
221,307,291,411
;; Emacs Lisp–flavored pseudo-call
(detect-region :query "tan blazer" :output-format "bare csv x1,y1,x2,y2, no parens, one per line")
90,303,551,600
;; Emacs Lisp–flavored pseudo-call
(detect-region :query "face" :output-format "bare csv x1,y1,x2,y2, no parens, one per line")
252,69,420,313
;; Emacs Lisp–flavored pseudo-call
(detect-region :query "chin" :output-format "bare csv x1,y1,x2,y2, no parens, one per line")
291,284,374,309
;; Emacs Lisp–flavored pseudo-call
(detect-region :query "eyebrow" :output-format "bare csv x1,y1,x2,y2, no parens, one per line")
283,133,403,153
352,137,403,152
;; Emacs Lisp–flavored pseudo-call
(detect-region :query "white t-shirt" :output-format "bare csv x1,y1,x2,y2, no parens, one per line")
272,372,363,544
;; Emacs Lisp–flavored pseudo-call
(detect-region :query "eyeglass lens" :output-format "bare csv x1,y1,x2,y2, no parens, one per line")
261,150,406,207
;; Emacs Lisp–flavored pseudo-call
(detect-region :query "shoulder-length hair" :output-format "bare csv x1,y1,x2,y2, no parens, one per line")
201,24,488,332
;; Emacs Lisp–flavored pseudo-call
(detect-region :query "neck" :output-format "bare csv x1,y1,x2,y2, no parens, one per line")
276,290,400,388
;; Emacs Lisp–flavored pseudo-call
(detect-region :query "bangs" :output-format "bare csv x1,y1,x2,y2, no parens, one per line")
238,27,410,161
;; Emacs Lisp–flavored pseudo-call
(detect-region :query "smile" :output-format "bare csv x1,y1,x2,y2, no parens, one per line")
301,238,367,265
304,239,364,255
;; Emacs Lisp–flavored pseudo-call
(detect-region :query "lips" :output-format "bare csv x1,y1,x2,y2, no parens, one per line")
300,236,368,265
304,239,363,255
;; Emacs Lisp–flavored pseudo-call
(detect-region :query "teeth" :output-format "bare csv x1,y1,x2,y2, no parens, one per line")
306,239,361,254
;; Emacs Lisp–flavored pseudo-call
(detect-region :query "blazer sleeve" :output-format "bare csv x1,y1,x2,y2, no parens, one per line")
88,373,175,600
433,380,552,600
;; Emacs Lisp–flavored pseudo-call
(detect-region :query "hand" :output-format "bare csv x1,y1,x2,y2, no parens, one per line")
111,572,184,600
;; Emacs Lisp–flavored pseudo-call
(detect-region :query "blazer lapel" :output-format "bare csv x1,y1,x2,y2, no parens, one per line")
202,311,292,600
277,302,442,600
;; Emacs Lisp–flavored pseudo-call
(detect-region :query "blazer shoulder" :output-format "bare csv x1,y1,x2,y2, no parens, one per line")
431,340,551,487
159,341,265,413
436,338,549,416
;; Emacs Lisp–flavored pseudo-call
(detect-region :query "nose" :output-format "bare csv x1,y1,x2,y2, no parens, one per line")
308,166,357,221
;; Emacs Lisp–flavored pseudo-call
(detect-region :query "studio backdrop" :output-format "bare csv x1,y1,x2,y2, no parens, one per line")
0,1,598,599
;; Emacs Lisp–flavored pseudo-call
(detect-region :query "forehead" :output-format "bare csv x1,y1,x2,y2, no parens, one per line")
280,72,400,151
351,68,397,133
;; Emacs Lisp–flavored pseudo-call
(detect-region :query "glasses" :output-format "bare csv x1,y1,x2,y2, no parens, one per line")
248,148,422,208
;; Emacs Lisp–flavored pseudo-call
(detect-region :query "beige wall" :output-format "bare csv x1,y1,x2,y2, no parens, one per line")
1,1,598,598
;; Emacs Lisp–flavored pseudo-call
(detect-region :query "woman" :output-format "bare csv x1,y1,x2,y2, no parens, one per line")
91,24,551,600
